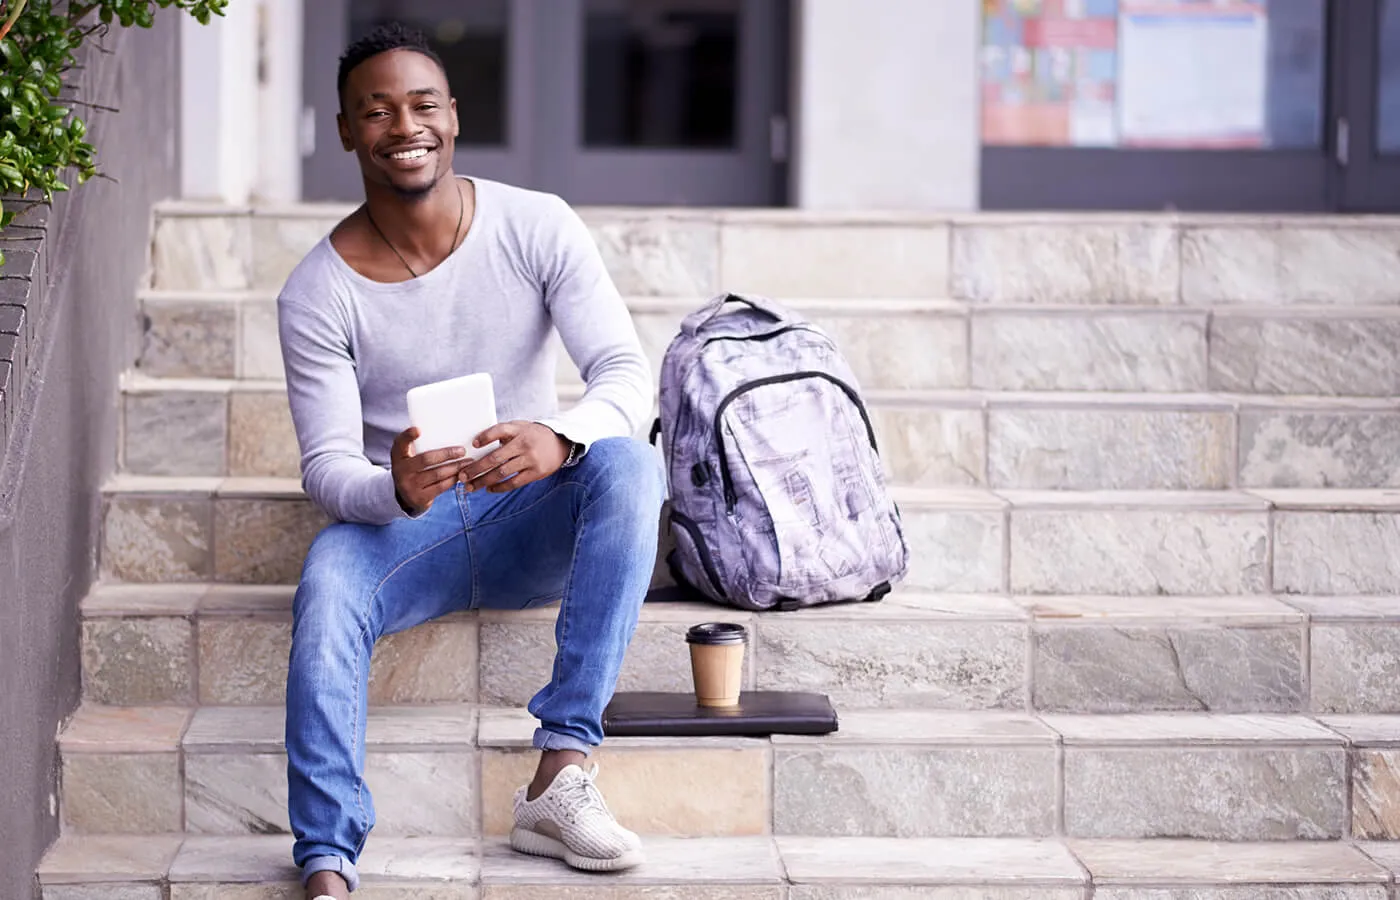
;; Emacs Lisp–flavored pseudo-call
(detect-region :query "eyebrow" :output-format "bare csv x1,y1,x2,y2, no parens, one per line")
356,87,443,109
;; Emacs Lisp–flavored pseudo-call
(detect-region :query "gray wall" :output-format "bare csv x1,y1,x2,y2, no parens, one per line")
0,15,180,899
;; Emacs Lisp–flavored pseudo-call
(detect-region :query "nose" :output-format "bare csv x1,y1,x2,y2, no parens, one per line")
387,107,419,140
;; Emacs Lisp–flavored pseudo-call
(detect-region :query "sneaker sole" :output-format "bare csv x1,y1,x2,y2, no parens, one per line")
510,826,645,872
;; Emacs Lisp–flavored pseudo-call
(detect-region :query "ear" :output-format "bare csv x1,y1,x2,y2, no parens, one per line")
450,97,459,140
337,113,353,152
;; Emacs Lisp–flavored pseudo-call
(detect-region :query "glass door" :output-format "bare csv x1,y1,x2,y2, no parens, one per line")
1336,0,1400,210
531,0,787,206
301,0,788,206
301,0,535,202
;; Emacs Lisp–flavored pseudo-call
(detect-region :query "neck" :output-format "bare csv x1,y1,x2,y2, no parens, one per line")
363,171,461,258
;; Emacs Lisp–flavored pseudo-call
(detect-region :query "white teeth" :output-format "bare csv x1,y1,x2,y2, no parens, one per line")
390,148,429,160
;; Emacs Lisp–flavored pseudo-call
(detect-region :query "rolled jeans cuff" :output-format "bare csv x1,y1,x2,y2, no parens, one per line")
533,726,594,756
302,855,360,892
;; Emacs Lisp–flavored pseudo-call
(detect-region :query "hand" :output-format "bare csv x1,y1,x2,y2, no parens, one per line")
390,427,469,514
457,421,571,493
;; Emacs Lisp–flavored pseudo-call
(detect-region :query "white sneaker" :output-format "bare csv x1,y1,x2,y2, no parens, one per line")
511,763,645,872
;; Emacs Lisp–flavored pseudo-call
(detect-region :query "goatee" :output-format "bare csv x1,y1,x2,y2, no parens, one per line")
387,167,453,202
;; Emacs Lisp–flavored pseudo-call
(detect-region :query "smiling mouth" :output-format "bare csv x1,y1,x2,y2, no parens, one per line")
382,146,435,165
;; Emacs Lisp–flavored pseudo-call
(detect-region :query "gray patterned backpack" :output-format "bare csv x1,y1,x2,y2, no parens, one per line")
649,293,909,611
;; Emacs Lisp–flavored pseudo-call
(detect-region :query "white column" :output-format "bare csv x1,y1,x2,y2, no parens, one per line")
256,0,304,203
791,0,981,211
179,2,257,203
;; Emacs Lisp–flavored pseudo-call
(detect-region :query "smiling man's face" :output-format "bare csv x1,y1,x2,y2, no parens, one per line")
338,48,459,198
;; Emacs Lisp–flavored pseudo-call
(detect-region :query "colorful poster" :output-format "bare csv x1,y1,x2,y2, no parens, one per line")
982,0,1279,149
981,0,1121,147
1116,1,1269,147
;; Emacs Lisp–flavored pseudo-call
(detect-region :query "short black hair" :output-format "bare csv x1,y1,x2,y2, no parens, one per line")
337,22,448,104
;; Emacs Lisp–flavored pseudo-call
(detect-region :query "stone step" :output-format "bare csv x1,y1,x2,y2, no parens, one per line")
138,291,984,392
98,476,1400,596
150,204,1400,309
42,831,1400,900
88,584,1400,715
54,703,1400,843
136,288,1400,401
119,373,1400,491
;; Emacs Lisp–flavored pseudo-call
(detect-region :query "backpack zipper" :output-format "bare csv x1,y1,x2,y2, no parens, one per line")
700,323,810,349
658,326,817,447
712,371,879,514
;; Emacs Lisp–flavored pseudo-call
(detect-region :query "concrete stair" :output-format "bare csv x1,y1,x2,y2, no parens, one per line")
136,286,1400,399
76,585,1400,715
120,373,1400,491
99,475,1400,595
41,833,1400,899
53,698,1400,842
38,205,1400,897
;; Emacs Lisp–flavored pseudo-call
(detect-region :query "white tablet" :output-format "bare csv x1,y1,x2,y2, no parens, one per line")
405,372,500,463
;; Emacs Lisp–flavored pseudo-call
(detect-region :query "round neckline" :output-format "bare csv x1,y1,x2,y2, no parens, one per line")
324,175,484,290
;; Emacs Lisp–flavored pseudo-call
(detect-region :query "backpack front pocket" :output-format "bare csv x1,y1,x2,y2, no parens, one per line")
721,375,876,596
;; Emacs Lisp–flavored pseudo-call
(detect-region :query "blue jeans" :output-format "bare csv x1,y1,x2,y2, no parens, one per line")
284,437,664,891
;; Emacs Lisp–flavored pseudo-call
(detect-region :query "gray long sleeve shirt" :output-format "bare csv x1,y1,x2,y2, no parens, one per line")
276,177,653,525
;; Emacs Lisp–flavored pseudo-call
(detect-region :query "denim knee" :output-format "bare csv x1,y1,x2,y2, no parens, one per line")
574,437,664,510
293,524,377,632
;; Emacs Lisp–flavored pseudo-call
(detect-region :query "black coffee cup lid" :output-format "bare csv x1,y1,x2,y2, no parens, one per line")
686,622,748,645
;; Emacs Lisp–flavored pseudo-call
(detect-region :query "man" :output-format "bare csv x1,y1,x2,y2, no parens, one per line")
277,23,663,900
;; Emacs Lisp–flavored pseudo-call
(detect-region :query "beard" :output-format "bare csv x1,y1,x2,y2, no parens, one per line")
390,178,437,200
386,165,448,201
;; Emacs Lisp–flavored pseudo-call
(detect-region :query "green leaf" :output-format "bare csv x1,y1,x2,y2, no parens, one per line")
20,83,44,111
0,0,223,241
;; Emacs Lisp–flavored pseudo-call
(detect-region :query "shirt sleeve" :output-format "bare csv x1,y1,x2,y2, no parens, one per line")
278,292,412,525
530,195,654,451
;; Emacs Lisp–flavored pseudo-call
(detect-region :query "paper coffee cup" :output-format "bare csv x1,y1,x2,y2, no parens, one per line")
686,622,747,708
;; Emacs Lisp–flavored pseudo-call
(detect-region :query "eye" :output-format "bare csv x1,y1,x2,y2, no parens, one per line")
417,104,438,112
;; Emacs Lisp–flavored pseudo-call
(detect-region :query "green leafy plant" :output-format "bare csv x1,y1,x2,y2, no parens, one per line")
0,0,227,266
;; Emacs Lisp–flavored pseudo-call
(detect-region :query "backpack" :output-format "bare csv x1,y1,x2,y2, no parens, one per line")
649,293,909,612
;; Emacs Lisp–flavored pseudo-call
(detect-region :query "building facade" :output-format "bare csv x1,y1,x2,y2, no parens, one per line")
183,0,1400,213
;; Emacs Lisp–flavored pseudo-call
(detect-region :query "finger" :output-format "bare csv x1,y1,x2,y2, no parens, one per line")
412,458,468,486
472,421,524,450
485,456,530,486
392,427,420,460
410,465,467,506
487,466,538,493
459,442,527,486
415,444,469,469
427,466,466,494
